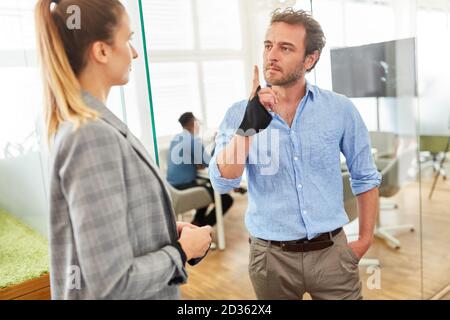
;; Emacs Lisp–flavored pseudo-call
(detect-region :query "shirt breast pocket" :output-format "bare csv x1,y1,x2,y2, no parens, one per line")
309,130,340,171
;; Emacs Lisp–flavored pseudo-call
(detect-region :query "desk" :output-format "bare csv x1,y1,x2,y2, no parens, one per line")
197,169,225,250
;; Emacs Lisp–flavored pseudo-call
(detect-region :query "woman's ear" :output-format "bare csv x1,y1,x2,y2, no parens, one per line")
90,41,111,64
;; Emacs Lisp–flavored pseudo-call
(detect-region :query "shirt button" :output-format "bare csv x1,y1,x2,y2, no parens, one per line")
303,210,307,214
298,184,303,188
294,156,299,161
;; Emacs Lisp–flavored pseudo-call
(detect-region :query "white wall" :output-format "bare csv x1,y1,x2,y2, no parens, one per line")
0,152,49,236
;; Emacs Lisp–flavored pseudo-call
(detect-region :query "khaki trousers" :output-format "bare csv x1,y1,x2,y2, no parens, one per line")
248,230,362,300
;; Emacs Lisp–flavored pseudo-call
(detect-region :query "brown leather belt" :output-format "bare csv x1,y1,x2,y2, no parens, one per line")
256,227,342,252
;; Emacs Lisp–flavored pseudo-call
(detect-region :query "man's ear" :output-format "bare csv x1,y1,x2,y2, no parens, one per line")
90,41,111,64
305,50,320,71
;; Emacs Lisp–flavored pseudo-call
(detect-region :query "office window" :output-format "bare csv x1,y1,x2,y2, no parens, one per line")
344,0,395,46
294,0,312,11
0,67,41,159
0,1,40,159
0,0,49,236
196,0,242,50
0,1,36,50
0,6,23,50
310,0,346,90
417,8,448,91
417,7,450,135
142,0,194,50
202,60,246,128
142,0,246,137
149,62,202,137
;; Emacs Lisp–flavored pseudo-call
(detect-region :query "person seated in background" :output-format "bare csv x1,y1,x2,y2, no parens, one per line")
167,112,233,227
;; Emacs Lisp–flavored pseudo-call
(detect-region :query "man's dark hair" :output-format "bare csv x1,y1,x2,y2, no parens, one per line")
178,112,196,128
270,7,326,72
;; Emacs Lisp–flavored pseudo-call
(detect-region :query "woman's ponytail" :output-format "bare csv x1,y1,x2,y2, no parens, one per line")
35,0,124,144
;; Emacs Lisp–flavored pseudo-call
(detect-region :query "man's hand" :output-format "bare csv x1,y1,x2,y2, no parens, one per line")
249,65,261,99
176,221,198,237
351,187,379,260
347,238,373,260
250,66,279,111
237,66,273,136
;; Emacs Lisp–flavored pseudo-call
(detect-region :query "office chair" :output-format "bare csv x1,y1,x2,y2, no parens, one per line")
369,131,398,159
369,131,399,210
159,146,218,247
168,184,213,220
428,115,450,196
374,157,415,250
428,136,449,199
342,172,380,267
419,135,449,181
158,146,213,219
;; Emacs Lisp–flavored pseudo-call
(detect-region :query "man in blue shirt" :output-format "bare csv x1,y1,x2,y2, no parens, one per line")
209,9,381,300
167,112,233,227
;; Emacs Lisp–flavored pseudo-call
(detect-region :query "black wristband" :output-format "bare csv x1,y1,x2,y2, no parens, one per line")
172,241,187,266
187,243,211,266
236,86,273,136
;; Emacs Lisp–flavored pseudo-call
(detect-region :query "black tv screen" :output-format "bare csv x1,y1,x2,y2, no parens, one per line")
330,38,417,98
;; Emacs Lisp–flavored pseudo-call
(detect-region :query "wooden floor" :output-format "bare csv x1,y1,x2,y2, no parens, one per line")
441,289,450,300
0,274,50,300
180,174,450,300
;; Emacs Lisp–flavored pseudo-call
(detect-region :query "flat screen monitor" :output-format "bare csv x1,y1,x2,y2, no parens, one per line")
330,38,417,98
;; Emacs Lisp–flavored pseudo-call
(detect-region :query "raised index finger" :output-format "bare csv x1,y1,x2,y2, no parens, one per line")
250,65,261,98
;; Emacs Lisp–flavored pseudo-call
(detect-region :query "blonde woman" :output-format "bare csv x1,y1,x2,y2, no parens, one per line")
35,0,212,299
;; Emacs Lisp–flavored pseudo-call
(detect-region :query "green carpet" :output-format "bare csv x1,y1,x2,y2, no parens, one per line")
0,209,49,288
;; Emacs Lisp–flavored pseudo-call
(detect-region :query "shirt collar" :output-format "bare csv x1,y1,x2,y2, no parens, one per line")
182,128,195,137
267,80,315,118
305,79,315,101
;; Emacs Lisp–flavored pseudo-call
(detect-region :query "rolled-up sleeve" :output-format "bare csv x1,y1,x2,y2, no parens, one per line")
340,98,382,195
209,101,246,194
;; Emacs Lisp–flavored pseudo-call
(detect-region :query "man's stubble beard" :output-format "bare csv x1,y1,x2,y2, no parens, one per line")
265,60,305,88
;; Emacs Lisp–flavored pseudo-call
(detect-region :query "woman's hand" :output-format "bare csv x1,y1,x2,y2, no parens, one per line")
176,221,198,237
178,226,212,260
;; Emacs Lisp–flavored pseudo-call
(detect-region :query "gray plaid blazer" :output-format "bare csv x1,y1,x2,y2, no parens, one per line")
48,92,187,299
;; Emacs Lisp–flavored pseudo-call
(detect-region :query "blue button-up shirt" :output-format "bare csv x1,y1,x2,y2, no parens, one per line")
209,81,381,241
167,130,211,187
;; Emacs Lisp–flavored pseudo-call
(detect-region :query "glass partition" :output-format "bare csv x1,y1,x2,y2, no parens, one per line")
0,0,49,237
1,0,449,300
311,0,422,299
140,0,248,165
141,0,448,300
416,0,450,300
0,0,157,237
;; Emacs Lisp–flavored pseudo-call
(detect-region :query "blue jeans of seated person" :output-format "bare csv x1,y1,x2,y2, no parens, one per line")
173,181,233,227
